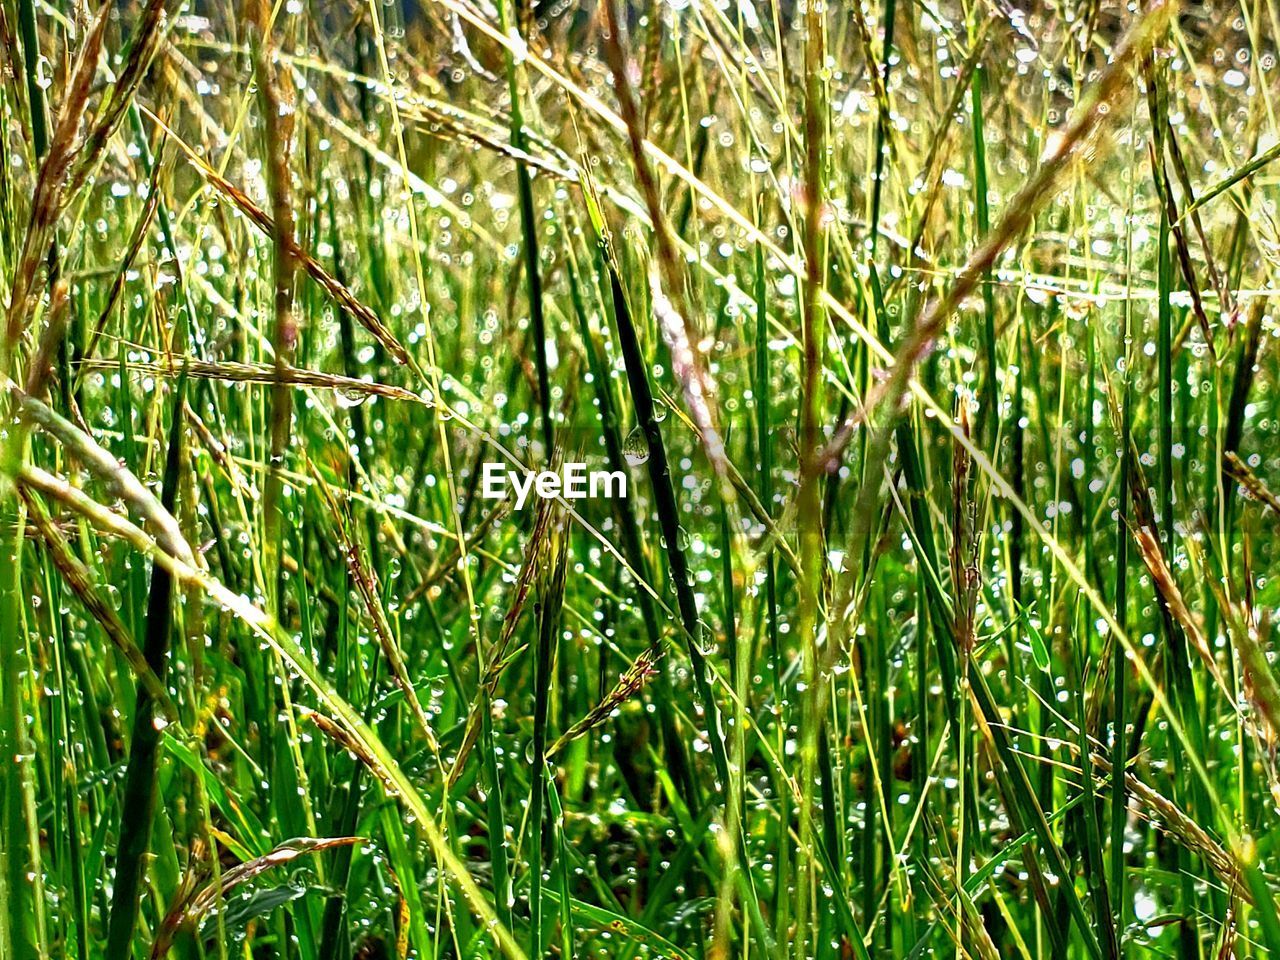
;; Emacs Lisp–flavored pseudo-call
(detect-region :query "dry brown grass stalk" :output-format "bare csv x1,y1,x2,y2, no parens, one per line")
598,0,727,478
448,492,557,787
18,483,177,718
148,836,360,960
1131,523,1231,699
81,152,166,365
310,465,441,755
4,2,110,376
1225,451,1280,517
1018,738,1245,899
819,0,1174,471
144,109,413,368
82,356,425,405
23,277,69,400
548,646,662,756
250,0,301,610
68,0,174,196
950,394,978,660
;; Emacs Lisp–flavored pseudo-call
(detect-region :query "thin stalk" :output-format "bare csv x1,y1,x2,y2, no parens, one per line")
1111,330,1132,930
589,213,731,793
752,236,789,937
970,62,998,439
251,0,300,616
2,1,51,952
566,240,698,811
867,0,897,260
529,528,566,958
1111,162,1137,929
104,369,189,956
795,0,828,952
497,0,553,455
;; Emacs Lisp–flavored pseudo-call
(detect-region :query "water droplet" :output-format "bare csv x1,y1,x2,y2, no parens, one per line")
623,427,649,466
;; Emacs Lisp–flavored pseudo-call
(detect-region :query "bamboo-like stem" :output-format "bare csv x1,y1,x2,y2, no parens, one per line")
250,0,300,616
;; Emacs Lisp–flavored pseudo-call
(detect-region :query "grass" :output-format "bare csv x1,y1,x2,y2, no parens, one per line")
4,0,1280,957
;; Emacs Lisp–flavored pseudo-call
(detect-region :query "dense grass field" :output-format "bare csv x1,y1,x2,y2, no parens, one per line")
4,0,1280,956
